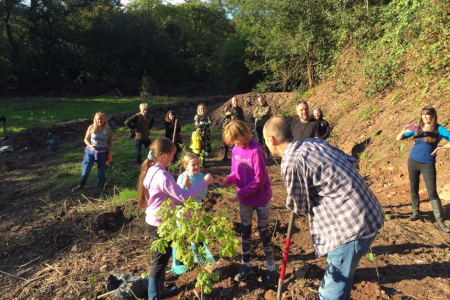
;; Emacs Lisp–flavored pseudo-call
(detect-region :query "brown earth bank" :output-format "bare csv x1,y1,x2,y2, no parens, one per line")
0,91,449,300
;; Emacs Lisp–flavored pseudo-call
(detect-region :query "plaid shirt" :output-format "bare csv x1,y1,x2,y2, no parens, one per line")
281,139,384,257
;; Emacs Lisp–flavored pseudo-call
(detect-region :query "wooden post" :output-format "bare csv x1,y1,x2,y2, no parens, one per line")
172,119,178,143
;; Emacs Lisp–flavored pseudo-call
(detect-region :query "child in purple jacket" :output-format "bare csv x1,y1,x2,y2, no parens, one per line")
215,120,277,286
138,137,214,300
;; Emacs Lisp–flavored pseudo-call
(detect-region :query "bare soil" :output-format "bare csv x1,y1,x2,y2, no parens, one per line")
1,91,449,300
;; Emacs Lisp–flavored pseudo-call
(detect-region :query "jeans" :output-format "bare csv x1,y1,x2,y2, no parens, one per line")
255,126,264,145
81,150,108,183
146,224,172,279
319,235,376,300
135,138,151,164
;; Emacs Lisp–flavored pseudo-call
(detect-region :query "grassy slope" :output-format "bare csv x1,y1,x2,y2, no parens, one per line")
301,0,450,185
0,96,196,133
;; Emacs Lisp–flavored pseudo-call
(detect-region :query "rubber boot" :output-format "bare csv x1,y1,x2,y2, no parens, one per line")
172,248,180,268
71,176,87,192
148,277,160,300
409,194,420,221
98,182,105,198
159,268,177,298
431,199,450,233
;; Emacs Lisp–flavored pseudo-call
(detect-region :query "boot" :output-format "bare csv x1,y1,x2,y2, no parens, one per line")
431,199,450,233
172,247,180,268
148,277,160,300
159,268,177,298
221,147,228,162
409,194,420,221
71,177,87,192
98,182,106,198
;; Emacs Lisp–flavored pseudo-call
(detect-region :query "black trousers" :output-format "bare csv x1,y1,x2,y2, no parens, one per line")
407,158,439,201
146,224,172,278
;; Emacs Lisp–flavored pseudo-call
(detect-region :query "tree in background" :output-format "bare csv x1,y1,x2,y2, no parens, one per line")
223,0,335,92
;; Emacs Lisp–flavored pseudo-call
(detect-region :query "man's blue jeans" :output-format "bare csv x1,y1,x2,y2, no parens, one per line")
135,138,151,164
319,235,376,300
81,150,108,183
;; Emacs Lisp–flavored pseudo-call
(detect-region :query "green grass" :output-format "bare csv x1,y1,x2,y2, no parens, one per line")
4,96,227,213
0,96,197,134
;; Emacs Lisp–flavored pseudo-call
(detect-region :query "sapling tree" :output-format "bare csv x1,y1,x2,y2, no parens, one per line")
151,198,239,296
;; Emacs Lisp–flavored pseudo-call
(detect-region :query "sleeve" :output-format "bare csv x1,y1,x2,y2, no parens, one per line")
236,148,268,199
164,122,172,139
205,115,212,127
177,173,187,189
198,173,208,200
226,149,237,185
283,165,309,215
438,125,450,142
253,107,259,119
237,107,245,121
124,114,138,129
162,171,207,205
194,114,201,129
148,115,154,130
329,142,357,168
176,121,181,134
265,105,272,118
403,130,415,139
322,121,331,139
222,106,230,120
313,121,321,138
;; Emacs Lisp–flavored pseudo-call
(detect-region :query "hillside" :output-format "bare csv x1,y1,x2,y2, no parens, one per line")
1,85,449,300
1,1,450,299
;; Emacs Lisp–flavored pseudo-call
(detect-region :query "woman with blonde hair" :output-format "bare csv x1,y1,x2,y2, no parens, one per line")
194,103,212,155
72,111,112,196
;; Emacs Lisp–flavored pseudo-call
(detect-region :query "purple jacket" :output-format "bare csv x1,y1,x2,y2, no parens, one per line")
226,139,272,206
144,165,207,226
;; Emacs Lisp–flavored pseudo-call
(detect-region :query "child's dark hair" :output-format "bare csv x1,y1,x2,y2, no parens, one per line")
138,137,176,208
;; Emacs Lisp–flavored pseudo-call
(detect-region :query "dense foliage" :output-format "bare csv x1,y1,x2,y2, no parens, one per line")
0,0,448,96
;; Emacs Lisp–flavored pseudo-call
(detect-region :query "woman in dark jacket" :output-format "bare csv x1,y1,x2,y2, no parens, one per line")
164,110,182,160
313,108,331,140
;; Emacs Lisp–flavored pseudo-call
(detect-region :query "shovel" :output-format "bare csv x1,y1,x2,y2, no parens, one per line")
277,211,296,300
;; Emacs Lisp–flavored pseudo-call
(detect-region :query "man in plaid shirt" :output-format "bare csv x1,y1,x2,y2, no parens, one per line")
263,117,384,300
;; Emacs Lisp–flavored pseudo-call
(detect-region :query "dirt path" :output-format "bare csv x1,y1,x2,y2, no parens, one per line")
1,97,449,300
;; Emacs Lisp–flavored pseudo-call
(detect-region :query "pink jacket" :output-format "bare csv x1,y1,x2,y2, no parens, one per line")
144,165,207,226
226,139,272,206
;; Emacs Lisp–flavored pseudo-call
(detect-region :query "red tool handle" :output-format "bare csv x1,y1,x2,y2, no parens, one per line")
277,211,296,300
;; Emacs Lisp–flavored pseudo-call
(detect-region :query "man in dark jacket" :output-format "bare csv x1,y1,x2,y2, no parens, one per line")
125,103,154,165
221,96,245,162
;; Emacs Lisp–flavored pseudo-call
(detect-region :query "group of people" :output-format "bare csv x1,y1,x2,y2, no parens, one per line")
71,98,449,300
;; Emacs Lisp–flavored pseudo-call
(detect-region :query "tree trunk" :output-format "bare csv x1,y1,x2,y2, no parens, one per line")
306,42,315,88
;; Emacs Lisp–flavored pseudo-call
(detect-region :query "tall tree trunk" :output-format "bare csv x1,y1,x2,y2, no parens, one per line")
3,0,20,78
306,41,314,88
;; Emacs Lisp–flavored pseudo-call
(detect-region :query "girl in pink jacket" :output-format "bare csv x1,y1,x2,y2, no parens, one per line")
138,137,213,299
215,120,277,286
